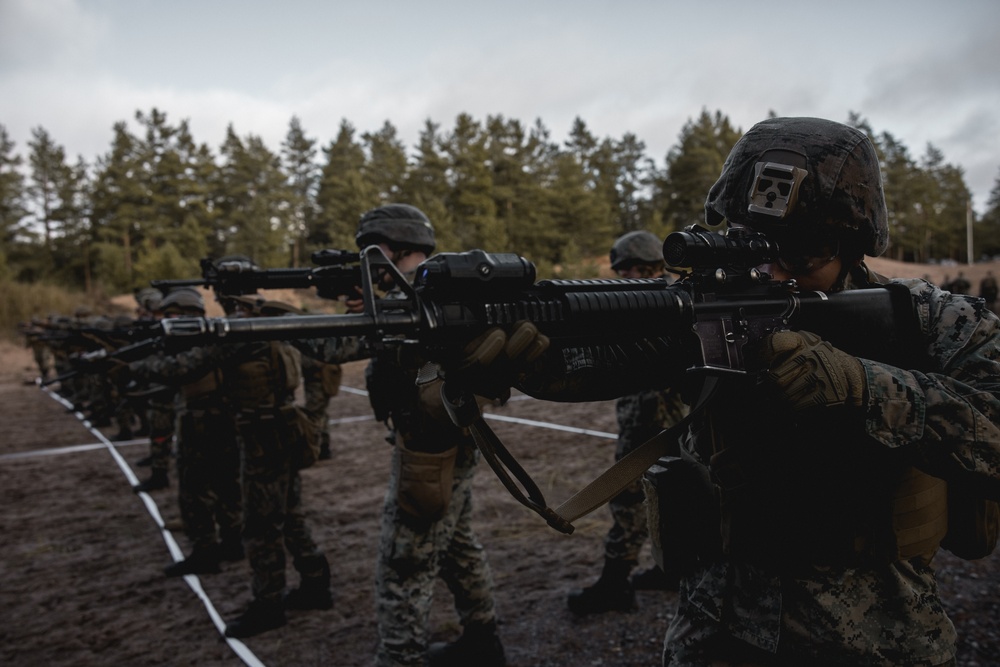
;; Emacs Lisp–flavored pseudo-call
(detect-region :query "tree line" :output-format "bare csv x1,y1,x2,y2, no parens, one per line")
2,107,999,295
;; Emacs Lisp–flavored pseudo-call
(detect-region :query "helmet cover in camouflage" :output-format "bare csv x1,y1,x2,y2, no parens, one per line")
214,254,259,272
355,204,436,254
610,230,665,270
158,287,205,315
135,287,163,312
218,293,263,316
705,117,888,257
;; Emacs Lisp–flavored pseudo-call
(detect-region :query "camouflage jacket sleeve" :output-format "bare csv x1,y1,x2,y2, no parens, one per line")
292,335,373,365
129,342,257,386
861,278,1000,499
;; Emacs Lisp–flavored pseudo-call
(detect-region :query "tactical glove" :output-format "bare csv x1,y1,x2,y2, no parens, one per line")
446,321,550,400
756,330,867,410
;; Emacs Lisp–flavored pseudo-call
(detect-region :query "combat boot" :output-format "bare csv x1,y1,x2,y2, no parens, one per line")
132,470,169,493
164,544,221,577
567,558,637,615
427,620,506,667
318,432,332,460
224,598,287,638
284,557,332,610
630,564,679,591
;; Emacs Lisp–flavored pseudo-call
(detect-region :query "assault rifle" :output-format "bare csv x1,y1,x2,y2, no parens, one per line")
41,336,165,387
155,229,920,374
151,250,364,300
66,230,925,530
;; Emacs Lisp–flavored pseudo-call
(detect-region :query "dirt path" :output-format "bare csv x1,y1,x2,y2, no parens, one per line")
0,340,997,666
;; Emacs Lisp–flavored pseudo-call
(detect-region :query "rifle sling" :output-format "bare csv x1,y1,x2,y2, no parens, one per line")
443,377,718,535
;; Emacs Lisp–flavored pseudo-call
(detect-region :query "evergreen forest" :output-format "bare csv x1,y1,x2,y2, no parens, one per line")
2,107,1000,297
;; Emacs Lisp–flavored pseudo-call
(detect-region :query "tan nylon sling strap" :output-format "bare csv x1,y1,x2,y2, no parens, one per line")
441,377,718,535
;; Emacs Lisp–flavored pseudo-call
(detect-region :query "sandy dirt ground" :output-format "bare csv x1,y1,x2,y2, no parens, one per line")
1,320,998,666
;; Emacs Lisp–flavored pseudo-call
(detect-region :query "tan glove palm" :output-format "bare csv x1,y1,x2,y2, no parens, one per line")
448,321,550,401
757,330,867,410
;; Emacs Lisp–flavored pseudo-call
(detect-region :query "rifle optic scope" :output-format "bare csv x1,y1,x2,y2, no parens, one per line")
663,227,780,271
416,249,536,295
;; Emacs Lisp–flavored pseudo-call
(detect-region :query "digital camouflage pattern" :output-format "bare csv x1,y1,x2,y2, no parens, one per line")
705,116,889,257
129,350,241,551
661,275,1000,667
144,392,175,478
605,388,688,564
375,442,495,667
130,340,329,603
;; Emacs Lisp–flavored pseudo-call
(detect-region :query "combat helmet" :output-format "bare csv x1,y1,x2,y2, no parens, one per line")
355,204,436,255
704,117,888,259
135,287,163,313
159,288,205,316
610,230,665,271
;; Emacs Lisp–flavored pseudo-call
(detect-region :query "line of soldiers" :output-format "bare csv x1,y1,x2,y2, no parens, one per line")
20,306,153,441
33,284,342,639
25,116,1000,667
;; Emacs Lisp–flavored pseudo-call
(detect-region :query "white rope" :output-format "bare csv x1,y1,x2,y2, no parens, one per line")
40,385,266,667
29,380,614,667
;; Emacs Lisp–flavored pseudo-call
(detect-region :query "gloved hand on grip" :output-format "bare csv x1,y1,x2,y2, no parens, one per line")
755,330,867,410
445,321,550,401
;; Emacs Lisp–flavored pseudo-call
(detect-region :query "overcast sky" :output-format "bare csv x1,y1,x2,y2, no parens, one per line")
2,0,999,215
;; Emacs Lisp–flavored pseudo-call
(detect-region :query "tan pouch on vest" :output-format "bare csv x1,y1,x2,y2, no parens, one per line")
396,441,458,521
285,405,320,470
321,363,342,396
891,467,948,564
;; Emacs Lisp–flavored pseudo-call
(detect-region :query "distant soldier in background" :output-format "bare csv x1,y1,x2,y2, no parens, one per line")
256,299,341,460
21,316,55,382
950,270,971,295
980,270,998,311
131,288,245,577
567,231,689,616
132,288,170,472
300,352,341,461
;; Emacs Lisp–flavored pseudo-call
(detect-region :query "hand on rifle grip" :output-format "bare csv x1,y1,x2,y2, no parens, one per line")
755,330,867,410
448,321,550,401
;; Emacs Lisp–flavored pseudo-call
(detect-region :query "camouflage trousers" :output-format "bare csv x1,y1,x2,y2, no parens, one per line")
176,408,242,549
146,400,175,476
604,440,649,565
302,377,333,454
606,389,688,565
374,443,496,667
239,414,326,603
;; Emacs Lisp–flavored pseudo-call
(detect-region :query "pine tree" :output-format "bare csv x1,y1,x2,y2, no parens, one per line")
362,120,408,205
216,125,290,267
315,120,374,251
400,120,455,250
977,168,1000,259
653,109,741,236
0,125,28,281
282,116,319,266
443,113,503,250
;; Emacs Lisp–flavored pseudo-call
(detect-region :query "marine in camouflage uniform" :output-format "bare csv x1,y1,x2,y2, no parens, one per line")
300,204,505,667
130,288,177,484
472,118,1000,666
568,231,690,615
129,289,243,572
131,292,331,638
300,353,341,460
